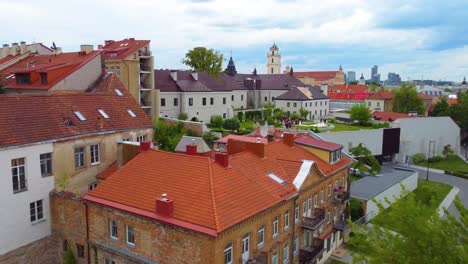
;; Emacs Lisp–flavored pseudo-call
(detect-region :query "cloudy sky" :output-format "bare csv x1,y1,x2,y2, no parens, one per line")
2,0,467,81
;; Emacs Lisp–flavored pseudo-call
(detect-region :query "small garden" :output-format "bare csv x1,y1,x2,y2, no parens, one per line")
412,144,468,176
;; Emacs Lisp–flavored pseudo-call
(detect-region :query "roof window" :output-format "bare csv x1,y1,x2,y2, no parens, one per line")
6,74,15,79
267,173,287,185
127,109,136,118
114,89,123,96
97,109,110,119
73,111,86,121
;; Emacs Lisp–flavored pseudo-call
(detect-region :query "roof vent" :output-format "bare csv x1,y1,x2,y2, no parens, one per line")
156,193,174,217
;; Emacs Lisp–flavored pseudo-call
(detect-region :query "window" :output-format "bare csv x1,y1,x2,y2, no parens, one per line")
272,252,278,264
293,103,297,107
283,244,289,264
284,210,289,230
302,200,307,216
241,95,244,101
110,220,118,239
173,98,178,106
367,102,371,107
320,101,322,106
320,189,324,204
223,113,227,119
30,200,43,222
258,226,265,247
377,102,380,107
223,97,226,104
161,98,166,107
272,58,274,63
224,243,233,264
73,111,86,121
88,182,98,191
272,96,275,101
12,158,27,193
105,259,116,264
126,225,135,246
63,240,68,251
265,96,268,102
114,89,123,96
75,147,85,168
16,73,30,84
76,244,85,258
325,101,327,105
273,217,279,238
40,73,47,85
314,194,318,207
294,204,299,223
315,102,317,106
127,109,137,118
307,198,312,210
202,98,207,106
137,134,147,142
267,173,287,185
293,237,298,255
271,68,274,74
97,109,110,119
231,95,234,101
328,184,332,197
90,144,100,165
189,97,193,106
40,153,53,177
327,210,331,224
210,97,214,105
116,66,121,76
287,102,290,107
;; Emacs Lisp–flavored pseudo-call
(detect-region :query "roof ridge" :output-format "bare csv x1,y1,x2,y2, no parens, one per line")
207,159,221,232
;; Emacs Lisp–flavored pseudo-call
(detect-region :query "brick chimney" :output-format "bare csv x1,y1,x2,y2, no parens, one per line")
215,152,229,168
227,139,265,158
140,141,151,151
283,133,294,147
156,194,173,217
186,144,197,155
80,44,94,54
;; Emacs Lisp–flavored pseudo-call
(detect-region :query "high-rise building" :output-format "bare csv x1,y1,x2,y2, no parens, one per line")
371,65,380,83
266,43,281,74
347,71,356,83
387,72,402,85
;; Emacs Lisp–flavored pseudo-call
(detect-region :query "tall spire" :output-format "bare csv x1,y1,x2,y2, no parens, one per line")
462,76,467,85
339,65,343,71
224,56,237,76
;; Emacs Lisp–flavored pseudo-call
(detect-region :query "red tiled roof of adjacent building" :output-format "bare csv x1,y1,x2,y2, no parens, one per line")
367,91,394,100
0,54,22,66
293,71,338,81
102,38,150,60
0,50,102,90
85,139,352,236
328,84,369,94
372,111,417,122
448,98,458,105
0,73,152,148
216,134,268,144
96,161,118,180
294,134,343,151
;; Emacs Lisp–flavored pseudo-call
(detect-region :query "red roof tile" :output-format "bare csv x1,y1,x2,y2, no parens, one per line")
0,51,102,90
102,39,150,60
372,111,417,122
367,91,394,100
294,134,343,151
328,84,369,94
85,140,351,235
0,73,152,148
448,98,458,105
216,134,268,144
96,161,118,180
294,71,339,81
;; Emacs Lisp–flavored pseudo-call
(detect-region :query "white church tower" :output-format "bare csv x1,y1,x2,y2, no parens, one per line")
266,43,281,74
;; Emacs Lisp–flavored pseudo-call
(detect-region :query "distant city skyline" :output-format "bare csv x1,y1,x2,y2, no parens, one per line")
2,0,467,82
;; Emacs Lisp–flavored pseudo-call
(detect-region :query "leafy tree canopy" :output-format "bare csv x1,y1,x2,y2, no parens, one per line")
349,143,381,175
350,104,371,125
181,47,223,77
154,119,185,151
299,107,310,120
431,97,449,116
392,83,425,115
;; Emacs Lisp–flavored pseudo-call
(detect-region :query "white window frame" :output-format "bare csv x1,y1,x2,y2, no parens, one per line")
40,153,53,177
258,227,265,248
272,252,278,264
320,189,324,204
126,225,135,246
30,199,44,223
328,184,332,197
97,109,110,119
75,147,85,168
293,237,298,255
284,210,289,230
110,220,118,240
104,259,116,264
88,182,98,191
73,111,86,121
273,217,279,238
224,243,233,264
114,89,123,96
302,200,307,217
283,244,289,264
12,157,27,193
127,109,137,118
327,210,331,224
90,144,100,165
314,194,318,208
294,204,299,223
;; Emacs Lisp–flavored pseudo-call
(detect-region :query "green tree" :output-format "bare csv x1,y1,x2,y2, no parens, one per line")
442,144,455,157
350,104,371,125
263,102,275,117
299,107,310,120
348,193,468,264
177,112,188,120
202,131,219,148
431,97,449,116
63,248,76,264
223,118,240,131
448,90,468,133
181,47,223,77
290,112,299,121
349,143,381,175
273,108,286,121
154,119,185,151
348,81,358,85
392,83,425,114
210,115,224,128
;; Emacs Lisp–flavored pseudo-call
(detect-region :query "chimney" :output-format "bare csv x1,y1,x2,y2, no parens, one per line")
191,72,198,81
0,44,8,59
156,194,174,217
129,38,135,41
215,152,229,168
140,141,151,151
97,116,104,129
104,40,114,46
80,44,94,54
170,71,177,81
54,47,62,55
19,41,26,55
98,44,103,49
283,133,295,147
186,144,197,155
11,42,19,56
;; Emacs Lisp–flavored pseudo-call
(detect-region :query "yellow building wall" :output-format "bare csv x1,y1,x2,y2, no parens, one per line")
302,146,330,163
105,60,140,101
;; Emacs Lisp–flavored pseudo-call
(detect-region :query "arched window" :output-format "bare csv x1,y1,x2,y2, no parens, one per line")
271,68,274,73
272,51,275,56
224,243,233,264
272,58,274,63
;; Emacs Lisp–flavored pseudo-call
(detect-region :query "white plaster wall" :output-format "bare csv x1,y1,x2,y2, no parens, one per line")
274,99,330,120
366,172,418,220
393,117,461,163
365,99,385,111
319,129,383,156
0,143,54,255
50,54,102,91
159,92,181,118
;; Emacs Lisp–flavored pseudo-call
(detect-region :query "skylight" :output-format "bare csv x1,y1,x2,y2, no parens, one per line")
6,74,15,79
127,109,136,118
73,111,86,121
97,109,110,119
114,89,123,96
267,173,287,185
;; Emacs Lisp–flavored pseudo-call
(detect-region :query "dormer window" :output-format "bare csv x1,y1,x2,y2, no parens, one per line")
97,109,110,119
16,73,30,85
330,149,342,164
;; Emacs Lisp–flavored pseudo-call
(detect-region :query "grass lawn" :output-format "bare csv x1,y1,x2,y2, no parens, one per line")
328,123,374,132
417,155,468,174
330,260,346,264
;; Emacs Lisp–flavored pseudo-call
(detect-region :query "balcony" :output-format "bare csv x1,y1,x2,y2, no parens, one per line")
299,239,324,264
138,50,152,57
302,208,325,230
333,190,350,204
333,219,348,231
246,252,268,264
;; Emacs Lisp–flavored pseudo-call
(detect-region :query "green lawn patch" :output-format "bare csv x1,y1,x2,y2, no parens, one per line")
329,123,373,132
417,155,468,174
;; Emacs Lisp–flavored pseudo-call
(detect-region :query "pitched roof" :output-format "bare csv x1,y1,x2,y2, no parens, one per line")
96,161,118,180
372,111,416,122
234,73,305,90
0,51,102,90
294,134,342,151
366,91,394,100
155,70,244,92
275,86,328,101
293,71,338,81
448,98,458,105
328,84,369,94
216,134,268,144
102,39,150,60
85,140,351,235
0,73,153,148
175,136,211,153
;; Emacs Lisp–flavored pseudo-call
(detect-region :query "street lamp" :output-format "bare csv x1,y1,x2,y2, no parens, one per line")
426,140,436,181
464,143,467,160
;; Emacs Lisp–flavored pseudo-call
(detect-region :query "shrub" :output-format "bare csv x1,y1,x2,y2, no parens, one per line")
267,116,275,126
290,112,299,121
237,112,244,122
202,131,219,148
186,129,196,136
427,155,444,163
190,117,199,122
177,112,188,120
210,115,224,128
412,153,426,164
223,118,240,131
328,118,336,124
350,198,364,222
442,144,455,157
63,248,76,264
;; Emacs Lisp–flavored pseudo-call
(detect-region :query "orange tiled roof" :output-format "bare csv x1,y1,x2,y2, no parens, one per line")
294,71,339,81
328,84,369,94
448,98,458,105
372,111,417,122
367,91,394,100
102,38,150,60
85,140,352,235
0,73,152,148
0,54,22,66
216,134,268,144
96,161,118,180
295,134,343,151
0,51,102,90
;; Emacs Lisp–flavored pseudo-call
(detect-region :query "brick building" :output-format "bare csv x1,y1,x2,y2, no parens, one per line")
54,133,352,264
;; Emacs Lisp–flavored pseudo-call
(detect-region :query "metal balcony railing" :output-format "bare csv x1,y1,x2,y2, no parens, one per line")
333,191,350,204
299,239,324,264
302,208,325,230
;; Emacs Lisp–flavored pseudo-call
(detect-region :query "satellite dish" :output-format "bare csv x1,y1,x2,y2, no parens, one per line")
260,123,268,137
